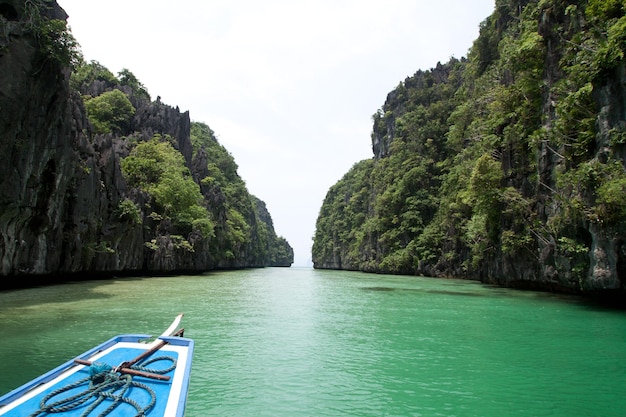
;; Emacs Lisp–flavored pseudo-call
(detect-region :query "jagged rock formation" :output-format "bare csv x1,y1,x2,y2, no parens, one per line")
0,0,292,286
313,0,626,297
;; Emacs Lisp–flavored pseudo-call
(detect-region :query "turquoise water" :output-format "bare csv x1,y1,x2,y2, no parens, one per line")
0,268,625,416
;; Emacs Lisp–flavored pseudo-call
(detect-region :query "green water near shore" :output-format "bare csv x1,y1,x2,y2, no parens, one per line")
0,268,625,416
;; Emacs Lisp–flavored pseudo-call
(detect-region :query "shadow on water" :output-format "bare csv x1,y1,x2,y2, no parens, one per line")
361,284,626,310
0,269,171,293
0,277,121,311
361,286,486,297
578,294,626,312
362,286,396,292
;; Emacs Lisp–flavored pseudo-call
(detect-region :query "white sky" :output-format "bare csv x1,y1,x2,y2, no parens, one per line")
59,0,495,267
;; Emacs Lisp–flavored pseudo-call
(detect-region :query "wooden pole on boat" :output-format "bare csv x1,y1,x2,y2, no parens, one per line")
73,314,185,382
73,359,171,381
119,327,185,370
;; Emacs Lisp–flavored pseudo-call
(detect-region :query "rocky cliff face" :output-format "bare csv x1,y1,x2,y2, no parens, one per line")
0,0,79,275
313,0,626,297
0,0,292,286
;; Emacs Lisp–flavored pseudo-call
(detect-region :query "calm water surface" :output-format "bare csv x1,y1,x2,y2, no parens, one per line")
0,268,625,416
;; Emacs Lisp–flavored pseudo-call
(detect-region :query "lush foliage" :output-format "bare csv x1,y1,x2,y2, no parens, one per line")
84,89,136,134
70,60,118,91
70,61,150,102
121,136,213,243
1,6,292,273
23,0,82,68
191,122,293,265
313,0,626,290
117,122,292,264
118,68,151,101
36,18,82,68
191,122,250,257
71,56,292,267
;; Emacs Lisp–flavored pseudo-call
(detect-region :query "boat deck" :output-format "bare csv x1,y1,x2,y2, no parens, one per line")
0,335,193,417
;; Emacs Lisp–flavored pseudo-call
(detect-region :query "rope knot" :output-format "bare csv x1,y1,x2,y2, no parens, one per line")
88,362,114,385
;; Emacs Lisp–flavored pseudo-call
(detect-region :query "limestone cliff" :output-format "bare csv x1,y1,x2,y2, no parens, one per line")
0,0,293,286
313,0,626,297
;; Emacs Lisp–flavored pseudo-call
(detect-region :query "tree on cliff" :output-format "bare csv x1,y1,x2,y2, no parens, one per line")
122,136,214,244
84,89,136,134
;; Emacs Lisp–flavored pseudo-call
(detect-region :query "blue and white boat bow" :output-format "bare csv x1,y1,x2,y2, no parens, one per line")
0,314,194,417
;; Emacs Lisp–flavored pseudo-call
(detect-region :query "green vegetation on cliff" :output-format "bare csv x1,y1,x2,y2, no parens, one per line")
122,137,214,243
84,89,136,134
313,0,626,293
190,121,294,266
71,57,294,269
0,0,293,280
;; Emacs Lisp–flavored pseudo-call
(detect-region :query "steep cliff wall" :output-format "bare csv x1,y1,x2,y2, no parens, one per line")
0,0,292,286
0,0,82,275
313,0,626,297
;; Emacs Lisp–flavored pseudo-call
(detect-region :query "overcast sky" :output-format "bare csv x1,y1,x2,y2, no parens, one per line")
59,0,495,267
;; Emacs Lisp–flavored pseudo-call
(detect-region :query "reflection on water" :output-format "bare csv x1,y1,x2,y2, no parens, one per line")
1,268,625,417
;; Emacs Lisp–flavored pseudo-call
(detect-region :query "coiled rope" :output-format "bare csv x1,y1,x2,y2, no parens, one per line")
28,355,177,417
